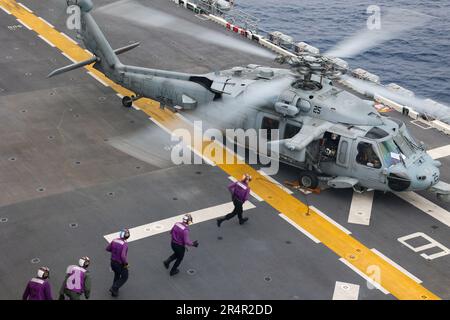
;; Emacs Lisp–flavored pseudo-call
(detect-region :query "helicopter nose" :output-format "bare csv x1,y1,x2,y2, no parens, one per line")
410,164,440,191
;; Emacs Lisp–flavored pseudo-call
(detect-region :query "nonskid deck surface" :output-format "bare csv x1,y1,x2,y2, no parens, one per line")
0,0,448,300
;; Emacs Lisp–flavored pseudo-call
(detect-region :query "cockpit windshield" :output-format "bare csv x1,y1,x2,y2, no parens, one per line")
378,139,405,167
393,130,416,158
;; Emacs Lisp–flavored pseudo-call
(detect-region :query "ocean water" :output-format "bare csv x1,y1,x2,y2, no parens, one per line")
237,0,450,111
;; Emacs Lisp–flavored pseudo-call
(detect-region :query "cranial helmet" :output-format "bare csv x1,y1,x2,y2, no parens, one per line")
79,256,90,268
119,228,130,240
37,267,50,279
182,214,193,224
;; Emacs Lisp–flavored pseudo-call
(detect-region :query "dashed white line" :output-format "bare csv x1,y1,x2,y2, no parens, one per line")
0,5,11,15
370,249,422,284
149,117,173,135
279,214,321,243
310,206,352,235
104,200,256,243
87,71,109,87
258,170,293,194
18,2,33,13
332,281,360,300
348,191,374,226
339,258,390,295
38,34,55,47
60,32,78,45
61,52,76,63
395,191,450,227
38,16,54,28
16,18,32,30
428,144,450,160
228,176,264,202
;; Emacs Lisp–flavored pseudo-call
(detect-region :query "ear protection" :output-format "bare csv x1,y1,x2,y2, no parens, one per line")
182,214,193,224
119,228,130,240
79,256,90,268
37,267,50,279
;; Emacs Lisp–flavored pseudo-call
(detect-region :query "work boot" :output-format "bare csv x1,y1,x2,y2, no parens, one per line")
163,260,170,269
170,269,180,276
216,218,223,228
109,288,118,297
239,217,248,225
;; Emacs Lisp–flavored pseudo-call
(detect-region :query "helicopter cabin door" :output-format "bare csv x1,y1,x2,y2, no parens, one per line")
353,139,385,189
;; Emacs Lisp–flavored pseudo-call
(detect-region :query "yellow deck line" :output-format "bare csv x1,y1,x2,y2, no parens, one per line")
0,0,440,300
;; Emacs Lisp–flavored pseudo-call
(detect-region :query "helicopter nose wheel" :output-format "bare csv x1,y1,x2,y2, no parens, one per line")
122,96,133,108
299,171,319,189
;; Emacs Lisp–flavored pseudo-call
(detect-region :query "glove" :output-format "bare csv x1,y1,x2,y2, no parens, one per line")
193,240,199,247
123,263,129,269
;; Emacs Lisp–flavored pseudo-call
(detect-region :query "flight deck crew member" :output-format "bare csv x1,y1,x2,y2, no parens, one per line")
106,229,130,297
217,174,252,227
163,214,199,276
22,267,53,300
59,256,91,300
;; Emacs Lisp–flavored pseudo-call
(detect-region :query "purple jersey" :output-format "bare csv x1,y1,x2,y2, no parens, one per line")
22,278,53,300
106,238,128,264
228,180,250,203
64,265,87,294
170,222,193,247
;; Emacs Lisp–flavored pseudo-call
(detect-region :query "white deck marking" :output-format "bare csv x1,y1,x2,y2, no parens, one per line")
0,5,11,14
398,232,450,260
37,34,55,47
348,191,374,226
104,201,256,243
332,281,360,300
16,18,32,30
371,249,422,283
18,2,33,13
310,206,352,235
395,191,450,227
228,176,264,202
339,258,390,295
279,214,321,243
60,32,78,44
428,144,450,160
38,16,54,28
61,52,76,63
87,71,109,87
258,169,293,194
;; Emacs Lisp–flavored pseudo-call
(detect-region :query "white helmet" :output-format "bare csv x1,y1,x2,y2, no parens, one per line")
182,214,193,224
37,267,50,279
79,256,90,268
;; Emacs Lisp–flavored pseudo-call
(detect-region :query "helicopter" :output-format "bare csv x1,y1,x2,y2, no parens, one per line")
49,0,450,201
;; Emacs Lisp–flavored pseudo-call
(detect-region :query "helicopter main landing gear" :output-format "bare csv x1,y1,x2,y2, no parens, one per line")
122,94,142,108
299,171,319,189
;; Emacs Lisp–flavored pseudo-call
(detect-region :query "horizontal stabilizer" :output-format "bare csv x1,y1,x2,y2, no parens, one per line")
47,56,98,78
114,42,140,55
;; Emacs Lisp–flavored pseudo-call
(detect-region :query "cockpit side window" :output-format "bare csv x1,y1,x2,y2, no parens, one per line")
356,142,382,169
261,117,279,141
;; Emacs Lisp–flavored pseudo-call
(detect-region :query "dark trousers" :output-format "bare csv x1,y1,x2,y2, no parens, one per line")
223,198,244,222
111,260,128,293
166,242,186,273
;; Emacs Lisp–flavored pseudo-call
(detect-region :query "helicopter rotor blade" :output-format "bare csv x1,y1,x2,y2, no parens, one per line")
341,76,450,122
96,0,276,60
325,8,433,58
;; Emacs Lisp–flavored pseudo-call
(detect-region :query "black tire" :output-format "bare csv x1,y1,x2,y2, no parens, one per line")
122,96,133,108
299,171,319,189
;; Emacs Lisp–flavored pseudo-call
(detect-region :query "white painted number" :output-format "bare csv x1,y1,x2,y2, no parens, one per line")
398,232,450,260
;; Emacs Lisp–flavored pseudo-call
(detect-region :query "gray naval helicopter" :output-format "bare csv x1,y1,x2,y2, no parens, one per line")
50,0,449,201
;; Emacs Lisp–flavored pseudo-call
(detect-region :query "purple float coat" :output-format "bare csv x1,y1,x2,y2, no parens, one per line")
22,278,53,300
170,222,194,247
106,238,128,264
